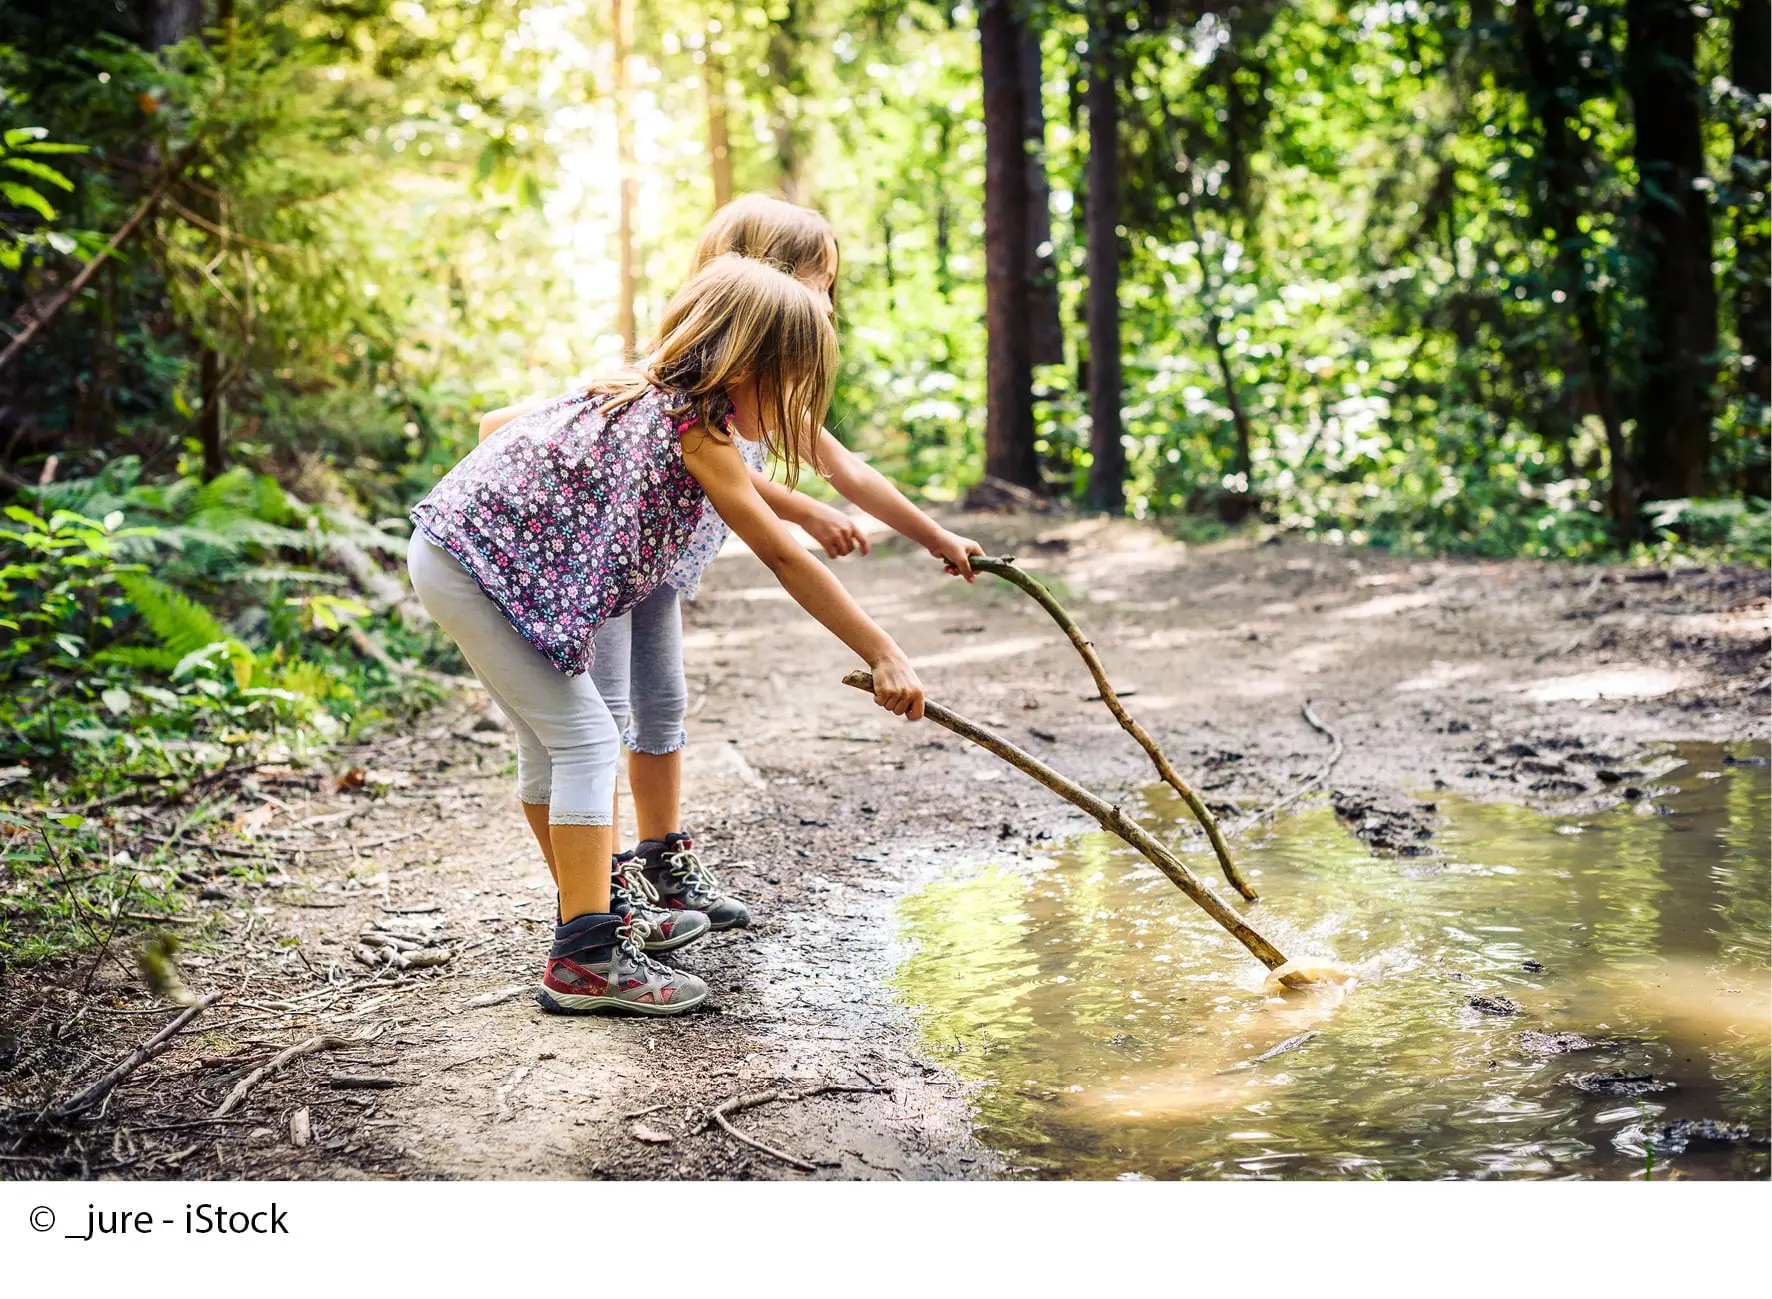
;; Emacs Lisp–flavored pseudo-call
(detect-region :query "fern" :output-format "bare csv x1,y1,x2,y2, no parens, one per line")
116,573,235,660
92,646,183,674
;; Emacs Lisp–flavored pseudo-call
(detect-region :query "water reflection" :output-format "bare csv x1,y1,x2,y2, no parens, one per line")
892,743,1770,1180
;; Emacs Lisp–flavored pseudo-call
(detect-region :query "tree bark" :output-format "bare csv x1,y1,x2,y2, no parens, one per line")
767,3,809,203
612,0,636,360
1517,0,1634,537
1084,8,1125,513
979,0,1039,487
1626,0,1720,501
143,0,201,49
1020,22,1064,367
1732,0,1770,447
705,41,733,213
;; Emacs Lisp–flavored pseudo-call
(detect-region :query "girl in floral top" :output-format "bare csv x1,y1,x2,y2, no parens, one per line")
477,196,983,935
408,253,924,1016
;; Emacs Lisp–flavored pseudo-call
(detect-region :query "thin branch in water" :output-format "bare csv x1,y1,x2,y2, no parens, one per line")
968,556,1260,901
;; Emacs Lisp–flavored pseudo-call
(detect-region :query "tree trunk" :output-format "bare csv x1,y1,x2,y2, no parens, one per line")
612,0,636,360
1020,22,1063,367
934,112,953,300
198,344,224,480
979,0,1039,488
1517,0,1634,538
705,41,733,212
144,0,201,49
1084,9,1124,513
1626,0,1720,501
767,3,809,203
1732,0,1770,452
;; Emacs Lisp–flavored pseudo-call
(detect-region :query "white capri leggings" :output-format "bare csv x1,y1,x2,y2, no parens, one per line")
408,533,618,825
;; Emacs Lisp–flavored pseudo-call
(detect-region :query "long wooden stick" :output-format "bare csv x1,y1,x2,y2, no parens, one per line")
843,672,1288,972
52,991,222,1119
969,555,1259,901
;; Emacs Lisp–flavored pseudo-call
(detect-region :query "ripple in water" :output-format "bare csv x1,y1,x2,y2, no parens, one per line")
891,742,1770,1179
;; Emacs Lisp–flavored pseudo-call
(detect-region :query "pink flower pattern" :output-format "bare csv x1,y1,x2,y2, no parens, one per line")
410,385,735,676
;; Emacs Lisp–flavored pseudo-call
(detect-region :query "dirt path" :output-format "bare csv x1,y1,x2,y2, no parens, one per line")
5,514,1765,1180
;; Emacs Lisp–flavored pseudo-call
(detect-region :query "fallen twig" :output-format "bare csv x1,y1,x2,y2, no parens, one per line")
1240,700,1345,829
844,672,1290,974
51,992,223,1119
214,1033,363,1117
970,556,1258,901
703,1084,892,1174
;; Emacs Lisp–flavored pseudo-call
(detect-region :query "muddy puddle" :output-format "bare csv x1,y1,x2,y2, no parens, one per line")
892,743,1770,1180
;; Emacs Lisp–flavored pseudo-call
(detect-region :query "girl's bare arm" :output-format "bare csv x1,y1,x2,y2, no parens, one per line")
811,429,982,580
683,429,923,720
750,469,868,558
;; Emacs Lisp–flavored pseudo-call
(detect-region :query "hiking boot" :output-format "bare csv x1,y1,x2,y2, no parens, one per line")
612,853,711,953
635,832,751,931
535,912,709,1016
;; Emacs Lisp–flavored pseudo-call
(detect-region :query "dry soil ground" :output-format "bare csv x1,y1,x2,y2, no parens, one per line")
3,511,1766,1180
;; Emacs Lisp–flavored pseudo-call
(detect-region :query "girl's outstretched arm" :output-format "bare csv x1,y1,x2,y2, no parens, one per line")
810,429,983,581
750,469,869,558
683,428,923,720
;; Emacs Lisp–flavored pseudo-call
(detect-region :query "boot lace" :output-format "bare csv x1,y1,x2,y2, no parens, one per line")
665,844,723,897
614,866,665,911
614,918,674,976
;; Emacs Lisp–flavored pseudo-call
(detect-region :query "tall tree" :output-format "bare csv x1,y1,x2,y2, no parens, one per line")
979,0,1039,487
1625,0,1719,501
705,35,734,212
1021,22,1064,367
140,0,231,479
612,0,636,360
1516,0,1632,535
1084,5,1125,512
1732,0,1770,433
767,3,810,202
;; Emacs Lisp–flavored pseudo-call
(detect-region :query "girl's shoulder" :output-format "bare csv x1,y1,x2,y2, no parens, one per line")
658,386,737,438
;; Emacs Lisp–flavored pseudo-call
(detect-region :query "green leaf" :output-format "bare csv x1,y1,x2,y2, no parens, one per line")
4,157,74,191
0,181,55,221
52,813,86,829
101,687,132,716
171,641,232,680
14,142,90,156
2,127,48,146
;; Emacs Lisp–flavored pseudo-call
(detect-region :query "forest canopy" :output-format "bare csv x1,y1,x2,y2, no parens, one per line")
3,0,1766,554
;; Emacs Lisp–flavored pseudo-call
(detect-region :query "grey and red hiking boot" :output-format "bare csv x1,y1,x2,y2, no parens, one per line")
635,832,751,931
535,912,709,1016
612,853,711,953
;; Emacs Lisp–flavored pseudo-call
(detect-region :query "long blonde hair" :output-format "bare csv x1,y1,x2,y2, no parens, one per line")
690,194,839,306
590,253,835,486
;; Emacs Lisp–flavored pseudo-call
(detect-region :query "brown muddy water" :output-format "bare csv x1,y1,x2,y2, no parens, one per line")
892,743,1770,1180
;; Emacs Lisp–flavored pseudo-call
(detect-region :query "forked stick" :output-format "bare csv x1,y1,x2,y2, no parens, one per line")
843,672,1288,973
968,555,1259,902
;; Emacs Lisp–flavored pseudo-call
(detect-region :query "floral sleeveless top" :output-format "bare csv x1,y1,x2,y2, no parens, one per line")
666,431,767,600
410,385,745,676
